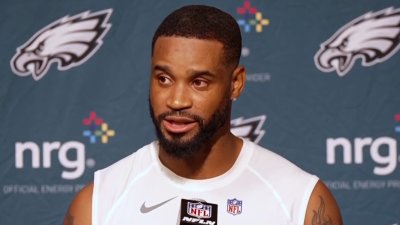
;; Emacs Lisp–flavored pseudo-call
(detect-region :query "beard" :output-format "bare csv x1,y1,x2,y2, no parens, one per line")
149,98,231,159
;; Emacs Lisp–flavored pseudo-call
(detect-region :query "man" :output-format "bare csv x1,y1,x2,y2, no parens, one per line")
64,5,343,225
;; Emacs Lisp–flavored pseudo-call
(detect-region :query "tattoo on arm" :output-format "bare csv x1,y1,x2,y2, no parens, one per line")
311,196,333,225
64,212,75,225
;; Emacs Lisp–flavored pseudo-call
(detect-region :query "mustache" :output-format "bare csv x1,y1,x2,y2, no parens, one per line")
157,111,204,125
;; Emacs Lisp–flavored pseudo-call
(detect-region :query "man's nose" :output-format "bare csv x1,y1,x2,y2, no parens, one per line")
166,84,192,110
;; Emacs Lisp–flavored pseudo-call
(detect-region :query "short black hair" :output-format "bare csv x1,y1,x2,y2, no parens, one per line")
151,5,242,67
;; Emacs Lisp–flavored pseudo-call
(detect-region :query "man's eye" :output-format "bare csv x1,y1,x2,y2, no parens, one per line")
192,79,208,88
158,75,172,85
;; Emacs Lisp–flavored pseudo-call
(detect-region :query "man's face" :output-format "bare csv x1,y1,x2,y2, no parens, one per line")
149,36,234,158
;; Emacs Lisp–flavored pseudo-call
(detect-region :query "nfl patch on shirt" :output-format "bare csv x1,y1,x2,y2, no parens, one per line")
227,198,242,215
180,199,218,225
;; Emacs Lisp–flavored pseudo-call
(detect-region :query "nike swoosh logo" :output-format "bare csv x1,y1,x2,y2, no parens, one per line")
140,196,177,213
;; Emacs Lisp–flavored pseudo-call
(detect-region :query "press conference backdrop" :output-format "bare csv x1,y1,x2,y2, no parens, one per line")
1,0,399,224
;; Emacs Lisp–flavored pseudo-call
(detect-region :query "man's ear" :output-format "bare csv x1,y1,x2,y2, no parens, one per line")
230,66,246,100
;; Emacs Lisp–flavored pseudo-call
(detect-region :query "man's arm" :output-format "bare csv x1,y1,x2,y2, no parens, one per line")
63,183,93,225
304,180,343,225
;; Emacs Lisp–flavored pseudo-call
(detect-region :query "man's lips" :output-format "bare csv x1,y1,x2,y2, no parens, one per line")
162,116,197,134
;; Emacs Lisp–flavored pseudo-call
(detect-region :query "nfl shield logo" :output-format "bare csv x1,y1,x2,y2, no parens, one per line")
187,202,212,218
227,198,242,215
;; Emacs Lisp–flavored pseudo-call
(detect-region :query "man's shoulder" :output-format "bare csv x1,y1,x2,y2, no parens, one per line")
244,140,320,214
94,141,156,182
245,140,296,168
245,140,317,181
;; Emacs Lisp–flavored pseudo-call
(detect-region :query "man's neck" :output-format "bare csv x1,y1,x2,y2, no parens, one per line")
158,133,243,179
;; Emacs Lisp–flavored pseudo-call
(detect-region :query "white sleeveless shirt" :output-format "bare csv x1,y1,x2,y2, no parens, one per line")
93,140,318,225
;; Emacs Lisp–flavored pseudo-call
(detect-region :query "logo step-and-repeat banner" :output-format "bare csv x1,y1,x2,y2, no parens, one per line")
0,1,399,225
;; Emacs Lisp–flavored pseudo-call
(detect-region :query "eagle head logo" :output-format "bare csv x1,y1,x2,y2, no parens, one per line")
10,9,112,81
230,115,266,143
314,7,400,77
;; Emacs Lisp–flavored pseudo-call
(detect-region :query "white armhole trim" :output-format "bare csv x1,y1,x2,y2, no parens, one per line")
92,171,101,225
297,176,319,225
248,166,291,220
